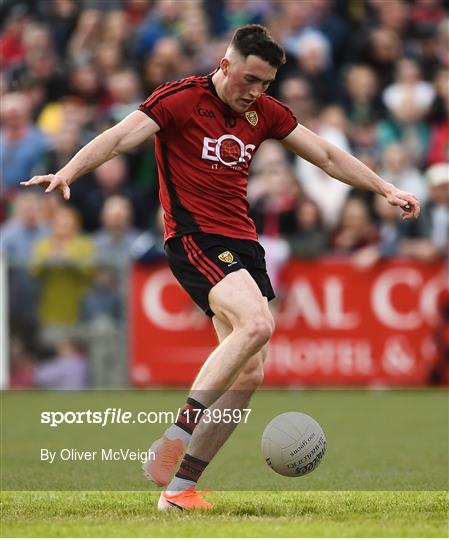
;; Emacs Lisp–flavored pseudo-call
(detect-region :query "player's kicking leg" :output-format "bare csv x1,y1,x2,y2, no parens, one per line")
143,345,265,497
150,270,273,509
157,346,266,510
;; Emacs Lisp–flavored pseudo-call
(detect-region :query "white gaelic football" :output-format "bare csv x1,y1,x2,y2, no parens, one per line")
262,412,326,477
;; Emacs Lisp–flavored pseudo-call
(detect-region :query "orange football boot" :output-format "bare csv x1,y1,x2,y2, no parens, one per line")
142,436,185,486
158,486,213,511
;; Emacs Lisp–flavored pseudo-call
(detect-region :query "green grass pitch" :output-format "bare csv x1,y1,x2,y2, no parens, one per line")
1,389,448,537
1,490,447,537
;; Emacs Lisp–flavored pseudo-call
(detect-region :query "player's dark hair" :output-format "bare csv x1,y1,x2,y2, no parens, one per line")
230,25,286,69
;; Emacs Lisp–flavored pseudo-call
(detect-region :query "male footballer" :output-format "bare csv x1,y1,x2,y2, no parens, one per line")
22,25,420,510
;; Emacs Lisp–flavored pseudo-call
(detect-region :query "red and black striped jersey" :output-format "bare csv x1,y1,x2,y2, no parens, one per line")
139,73,297,242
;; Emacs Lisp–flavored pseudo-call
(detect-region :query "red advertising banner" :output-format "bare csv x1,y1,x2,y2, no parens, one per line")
129,259,446,387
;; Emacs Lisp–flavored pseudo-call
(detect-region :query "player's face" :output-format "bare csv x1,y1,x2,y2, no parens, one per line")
223,54,277,113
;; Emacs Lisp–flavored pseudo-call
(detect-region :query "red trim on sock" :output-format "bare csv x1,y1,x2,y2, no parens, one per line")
175,401,205,435
176,453,209,483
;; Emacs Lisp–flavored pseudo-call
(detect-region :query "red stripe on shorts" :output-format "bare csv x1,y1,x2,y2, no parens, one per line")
181,236,220,284
186,235,225,280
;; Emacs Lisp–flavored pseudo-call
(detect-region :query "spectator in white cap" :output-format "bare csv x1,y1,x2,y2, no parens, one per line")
397,162,448,262
427,162,449,188
424,162,449,253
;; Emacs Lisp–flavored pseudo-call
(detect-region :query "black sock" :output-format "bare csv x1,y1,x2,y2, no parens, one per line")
175,453,209,483
175,397,206,435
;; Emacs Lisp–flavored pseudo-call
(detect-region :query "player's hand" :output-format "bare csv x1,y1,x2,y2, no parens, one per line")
385,187,420,220
20,174,71,200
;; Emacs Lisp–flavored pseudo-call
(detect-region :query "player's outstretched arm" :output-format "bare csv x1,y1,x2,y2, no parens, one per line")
20,111,159,200
282,124,420,220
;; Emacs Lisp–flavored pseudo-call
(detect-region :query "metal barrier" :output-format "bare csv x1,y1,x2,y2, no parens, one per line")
5,257,131,389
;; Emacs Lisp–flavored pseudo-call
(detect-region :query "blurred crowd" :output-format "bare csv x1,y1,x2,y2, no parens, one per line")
1,0,448,388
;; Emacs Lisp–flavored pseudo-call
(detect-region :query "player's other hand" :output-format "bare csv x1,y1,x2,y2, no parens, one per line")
20,174,71,200
385,187,420,220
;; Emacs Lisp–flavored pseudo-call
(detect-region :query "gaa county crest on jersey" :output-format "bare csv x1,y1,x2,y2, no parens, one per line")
218,251,234,264
245,111,258,126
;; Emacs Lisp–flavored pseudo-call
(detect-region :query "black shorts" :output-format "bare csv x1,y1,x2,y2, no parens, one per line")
165,233,275,317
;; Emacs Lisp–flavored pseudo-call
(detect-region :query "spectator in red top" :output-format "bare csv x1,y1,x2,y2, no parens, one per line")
410,0,447,28
124,0,151,27
0,5,29,69
428,119,449,165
